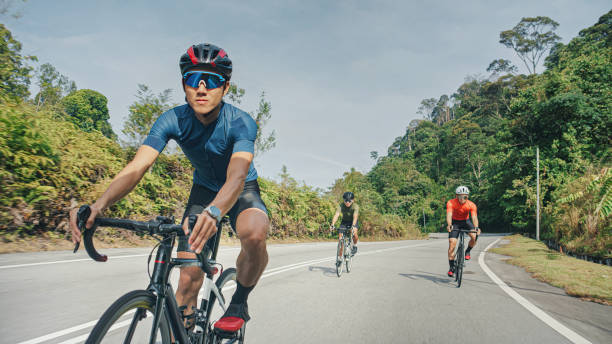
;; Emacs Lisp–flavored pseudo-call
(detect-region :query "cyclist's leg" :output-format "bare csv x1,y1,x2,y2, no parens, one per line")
448,226,459,275
176,184,215,327
219,180,269,324
465,219,477,257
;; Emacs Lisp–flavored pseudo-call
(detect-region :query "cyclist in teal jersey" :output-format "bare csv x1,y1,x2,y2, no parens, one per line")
70,43,269,334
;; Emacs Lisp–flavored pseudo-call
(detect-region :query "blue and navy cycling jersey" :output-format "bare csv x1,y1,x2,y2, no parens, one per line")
143,102,258,192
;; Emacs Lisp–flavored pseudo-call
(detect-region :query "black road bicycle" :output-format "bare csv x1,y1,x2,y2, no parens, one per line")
451,226,478,288
74,205,244,344
334,225,354,277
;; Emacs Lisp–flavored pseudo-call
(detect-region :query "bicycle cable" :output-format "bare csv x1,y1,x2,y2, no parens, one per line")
146,234,173,279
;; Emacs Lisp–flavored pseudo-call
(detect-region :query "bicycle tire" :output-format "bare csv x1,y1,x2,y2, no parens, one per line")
456,246,464,288
336,238,343,277
345,240,352,273
86,290,172,344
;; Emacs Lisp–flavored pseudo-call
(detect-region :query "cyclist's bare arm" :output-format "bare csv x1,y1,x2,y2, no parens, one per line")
186,151,253,253
69,145,159,243
331,209,340,228
446,211,453,232
471,211,480,234
352,209,358,227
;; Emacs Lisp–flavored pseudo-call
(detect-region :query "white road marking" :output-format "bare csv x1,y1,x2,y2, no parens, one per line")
479,239,592,344
0,248,240,269
17,241,433,344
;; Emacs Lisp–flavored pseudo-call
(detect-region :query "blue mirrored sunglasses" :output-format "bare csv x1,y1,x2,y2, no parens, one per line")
183,71,226,89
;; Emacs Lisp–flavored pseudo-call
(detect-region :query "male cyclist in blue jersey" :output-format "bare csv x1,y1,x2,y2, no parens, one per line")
70,43,269,334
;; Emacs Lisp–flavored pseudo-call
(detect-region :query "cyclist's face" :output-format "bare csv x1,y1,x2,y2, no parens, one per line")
457,194,468,204
344,200,353,206
183,69,229,116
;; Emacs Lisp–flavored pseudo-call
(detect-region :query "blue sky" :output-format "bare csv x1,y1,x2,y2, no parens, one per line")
3,0,610,188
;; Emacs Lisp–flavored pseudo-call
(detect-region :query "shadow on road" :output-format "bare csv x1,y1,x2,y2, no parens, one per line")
399,272,455,288
308,265,338,277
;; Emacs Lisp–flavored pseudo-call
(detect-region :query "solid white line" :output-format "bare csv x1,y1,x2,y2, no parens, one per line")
0,254,148,269
0,248,240,270
479,239,592,344
18,241,434,344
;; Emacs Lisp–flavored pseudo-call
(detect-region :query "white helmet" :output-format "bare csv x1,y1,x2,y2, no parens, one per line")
455,186,470,195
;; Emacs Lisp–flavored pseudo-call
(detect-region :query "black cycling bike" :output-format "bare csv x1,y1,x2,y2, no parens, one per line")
333,225,354,277
74,205,244,344
451,226,478,288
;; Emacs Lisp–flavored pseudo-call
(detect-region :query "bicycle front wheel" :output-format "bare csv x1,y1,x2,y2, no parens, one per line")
336,239,343,277
456,247,464,288
86,290,172,344
345,241,352,273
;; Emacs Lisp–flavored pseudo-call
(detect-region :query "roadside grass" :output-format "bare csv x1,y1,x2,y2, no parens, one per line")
491,234,612,305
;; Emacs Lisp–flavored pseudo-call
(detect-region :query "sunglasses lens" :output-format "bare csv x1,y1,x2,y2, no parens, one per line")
184,72,225,89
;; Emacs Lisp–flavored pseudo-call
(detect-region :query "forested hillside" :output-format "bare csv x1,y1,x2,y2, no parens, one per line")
337,12,610,257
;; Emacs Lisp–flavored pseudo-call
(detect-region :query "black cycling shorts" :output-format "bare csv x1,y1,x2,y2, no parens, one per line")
339,221,359,229
448,219,474,239
178,180,268,252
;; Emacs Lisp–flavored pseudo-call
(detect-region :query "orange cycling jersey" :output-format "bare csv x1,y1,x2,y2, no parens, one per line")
446,198,477,221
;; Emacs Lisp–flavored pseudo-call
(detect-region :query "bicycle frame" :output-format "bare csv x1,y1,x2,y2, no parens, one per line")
337,227,353,257
129,223,227,344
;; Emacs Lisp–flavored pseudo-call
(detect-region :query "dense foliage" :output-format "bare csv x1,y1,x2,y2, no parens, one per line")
329,11,610,256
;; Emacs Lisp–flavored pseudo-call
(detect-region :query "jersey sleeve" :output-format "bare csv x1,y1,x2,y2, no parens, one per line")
446,200,454,213
230,115,258,154
142,110,178,153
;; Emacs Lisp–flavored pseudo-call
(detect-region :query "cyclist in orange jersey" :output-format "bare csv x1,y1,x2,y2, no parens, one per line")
446,186,481,277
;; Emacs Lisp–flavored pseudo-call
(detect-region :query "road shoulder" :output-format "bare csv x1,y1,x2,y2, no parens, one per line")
485,239,612,344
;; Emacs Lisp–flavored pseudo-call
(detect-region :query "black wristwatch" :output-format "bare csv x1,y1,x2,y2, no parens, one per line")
204,205,222,223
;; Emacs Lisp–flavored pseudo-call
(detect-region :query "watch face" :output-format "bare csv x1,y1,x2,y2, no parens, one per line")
207,206,221,219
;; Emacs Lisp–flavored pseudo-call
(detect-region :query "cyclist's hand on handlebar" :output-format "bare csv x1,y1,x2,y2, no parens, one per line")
185,212,218,254
69,203,102,244
329,225,335,231
447,224,452,232
476,227,481,235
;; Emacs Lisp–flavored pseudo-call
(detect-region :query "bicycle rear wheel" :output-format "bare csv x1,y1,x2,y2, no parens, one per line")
86,290,172,344
336,238,343,277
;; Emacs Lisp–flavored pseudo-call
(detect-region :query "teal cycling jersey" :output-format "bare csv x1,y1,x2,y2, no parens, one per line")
143,102,258,191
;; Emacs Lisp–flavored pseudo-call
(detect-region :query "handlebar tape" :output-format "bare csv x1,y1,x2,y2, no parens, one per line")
76,205,108,262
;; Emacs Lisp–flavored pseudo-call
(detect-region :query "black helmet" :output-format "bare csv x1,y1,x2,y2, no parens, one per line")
179,43,232,80
343,192,354,201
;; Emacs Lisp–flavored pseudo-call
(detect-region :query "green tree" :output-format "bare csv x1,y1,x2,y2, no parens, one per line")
499,16,561,74
251,91,276,157
0,23,36,102
122,84,173,146
486,58,518,76
33,63,76,109
61,89,116,139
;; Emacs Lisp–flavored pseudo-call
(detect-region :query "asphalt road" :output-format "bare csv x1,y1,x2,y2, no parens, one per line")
0,235,610,343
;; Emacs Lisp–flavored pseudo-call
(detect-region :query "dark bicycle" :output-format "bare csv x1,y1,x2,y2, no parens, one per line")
334,225,354,277
74,205,244,344
451,226,478,288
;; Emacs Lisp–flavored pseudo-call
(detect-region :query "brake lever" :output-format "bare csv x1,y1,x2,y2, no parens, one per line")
73,205,91,253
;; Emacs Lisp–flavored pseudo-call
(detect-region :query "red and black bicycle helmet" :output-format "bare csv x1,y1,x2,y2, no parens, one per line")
179,43,232,80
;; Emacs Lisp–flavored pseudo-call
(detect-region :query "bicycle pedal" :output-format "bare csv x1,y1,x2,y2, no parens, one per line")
214,327,240,339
